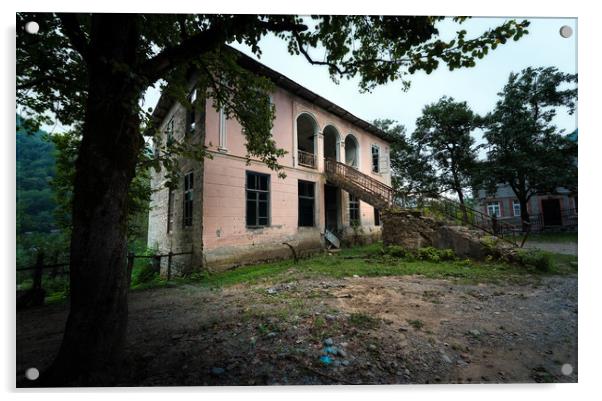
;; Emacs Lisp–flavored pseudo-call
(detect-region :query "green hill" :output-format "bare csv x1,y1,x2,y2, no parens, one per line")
16,115,58,234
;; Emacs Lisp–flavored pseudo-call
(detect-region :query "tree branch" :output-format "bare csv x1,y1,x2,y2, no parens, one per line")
140,17,308,85
57,13,89,61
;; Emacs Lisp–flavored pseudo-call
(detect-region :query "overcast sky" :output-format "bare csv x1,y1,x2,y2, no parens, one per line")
143,16,577,144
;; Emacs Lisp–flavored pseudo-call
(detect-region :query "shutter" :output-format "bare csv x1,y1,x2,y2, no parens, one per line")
379,151,390,174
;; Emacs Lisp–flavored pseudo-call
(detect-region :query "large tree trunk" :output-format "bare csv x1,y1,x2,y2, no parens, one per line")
42,15,143,386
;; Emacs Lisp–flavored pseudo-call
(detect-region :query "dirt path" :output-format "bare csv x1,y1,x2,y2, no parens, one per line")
17,274,577,386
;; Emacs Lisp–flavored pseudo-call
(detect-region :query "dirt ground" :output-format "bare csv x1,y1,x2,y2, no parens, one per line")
16,273,577,386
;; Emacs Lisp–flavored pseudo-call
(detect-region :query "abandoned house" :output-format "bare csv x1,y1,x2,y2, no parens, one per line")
147,50,394,273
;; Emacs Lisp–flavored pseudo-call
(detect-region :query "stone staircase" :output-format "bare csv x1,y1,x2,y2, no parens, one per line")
323,157,524,247
324,158,394,210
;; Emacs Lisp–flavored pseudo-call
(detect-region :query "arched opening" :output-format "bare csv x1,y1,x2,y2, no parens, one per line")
296,113,318,168
323,125,340,162
345,134,359,168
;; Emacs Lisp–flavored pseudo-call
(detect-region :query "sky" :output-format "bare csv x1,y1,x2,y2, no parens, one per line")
143,16,578,147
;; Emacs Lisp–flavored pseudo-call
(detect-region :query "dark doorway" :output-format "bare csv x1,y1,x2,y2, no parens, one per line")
324,184,340,232
542,199,562,226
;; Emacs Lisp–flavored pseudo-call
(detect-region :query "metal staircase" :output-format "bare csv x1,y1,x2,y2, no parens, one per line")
324,157,524,247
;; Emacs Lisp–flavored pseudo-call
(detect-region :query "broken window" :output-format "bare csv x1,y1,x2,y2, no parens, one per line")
298,180,315,227
165,117,175,146
349,194,360,224
186,89,197,136
167,187,175,233
374,208,381,226
246,171,270,227
371,144,380,173
183,171,194,227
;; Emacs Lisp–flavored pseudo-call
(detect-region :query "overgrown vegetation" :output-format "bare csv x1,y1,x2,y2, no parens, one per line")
21,242,578,305
173,243,576,291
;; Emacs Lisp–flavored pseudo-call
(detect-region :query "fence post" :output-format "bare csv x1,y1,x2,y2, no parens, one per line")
167,251,173,280
127,252,135,287
152,254,161,274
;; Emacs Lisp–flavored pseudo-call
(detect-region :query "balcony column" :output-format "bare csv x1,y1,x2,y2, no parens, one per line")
316,130,324,172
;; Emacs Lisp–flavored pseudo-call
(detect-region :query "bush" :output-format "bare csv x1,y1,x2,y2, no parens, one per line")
385,245,407,258
131,262,159,286
513,249,554,272
415,247,456,262
384,245,456,263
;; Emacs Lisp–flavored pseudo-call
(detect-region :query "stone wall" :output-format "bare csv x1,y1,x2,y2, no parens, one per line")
382,208,494,260
147,96,206,276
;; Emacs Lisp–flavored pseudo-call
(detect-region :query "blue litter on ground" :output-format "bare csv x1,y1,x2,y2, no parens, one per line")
319,355,333,365
323,346,337,354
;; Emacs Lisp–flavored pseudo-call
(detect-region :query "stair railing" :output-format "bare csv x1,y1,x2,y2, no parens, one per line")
324,158,394,206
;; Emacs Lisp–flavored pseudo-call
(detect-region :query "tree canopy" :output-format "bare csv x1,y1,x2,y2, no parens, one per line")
480,66,577,223
413,96,480,208
17,14,530,177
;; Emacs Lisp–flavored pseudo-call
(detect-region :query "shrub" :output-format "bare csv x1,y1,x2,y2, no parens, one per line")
131,262,159,286
385,245,407,258
513,249,554,272
415,247,456,262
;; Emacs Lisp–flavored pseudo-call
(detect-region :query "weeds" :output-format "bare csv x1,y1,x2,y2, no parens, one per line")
407,319,425,330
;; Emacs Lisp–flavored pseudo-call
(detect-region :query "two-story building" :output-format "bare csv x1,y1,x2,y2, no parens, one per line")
147,49,393,273
474,129,578,231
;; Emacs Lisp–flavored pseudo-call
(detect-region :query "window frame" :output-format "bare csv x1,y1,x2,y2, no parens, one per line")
183,171,194,227
371,144,380,173
246,171,271,228
186,90,197,136
512,200,521,217
167,187,175,233
165,117,175,146
349,194,360,224
487,201,500,218
298,180,315,227
374,208,381,226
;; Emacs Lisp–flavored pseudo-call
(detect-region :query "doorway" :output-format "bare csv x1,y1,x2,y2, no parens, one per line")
324,184,340,232
542,198,562,226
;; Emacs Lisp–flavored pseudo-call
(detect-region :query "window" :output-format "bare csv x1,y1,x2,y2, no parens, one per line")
165,117,175,146
487,201,500,217
167,188,175,233
246,171,270,227
183,172,194,227
186,90,197,135
371,145,380,173
298,180,315,227
513,200,521,217
349,195,360,224
374,208,381,226
218,107,227,151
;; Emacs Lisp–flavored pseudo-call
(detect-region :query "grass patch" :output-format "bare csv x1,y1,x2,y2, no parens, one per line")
348,312,380,330
407,319,425,330
124,242,580,295
526,232,577,243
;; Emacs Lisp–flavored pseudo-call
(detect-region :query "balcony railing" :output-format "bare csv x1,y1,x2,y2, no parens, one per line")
298,149,316,168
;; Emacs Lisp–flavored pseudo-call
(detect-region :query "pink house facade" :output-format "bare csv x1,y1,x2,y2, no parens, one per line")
147,51,393,272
